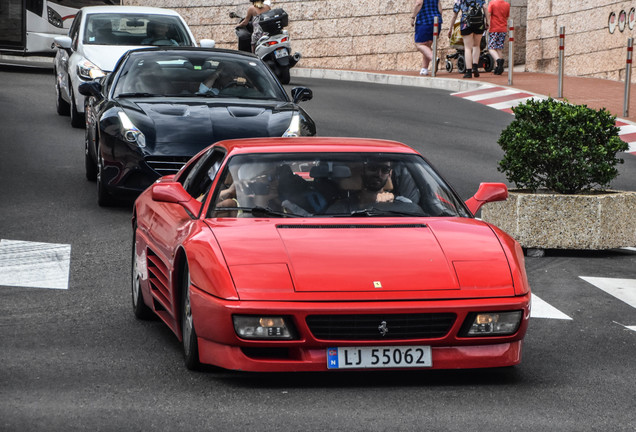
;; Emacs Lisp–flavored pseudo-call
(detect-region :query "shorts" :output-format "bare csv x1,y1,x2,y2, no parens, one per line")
488,32,506,50
415,23,434,43
460,23,484,36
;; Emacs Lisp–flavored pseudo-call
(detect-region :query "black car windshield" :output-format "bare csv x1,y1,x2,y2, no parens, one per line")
83,14,192,46
113,52,286,100
208,153,471,218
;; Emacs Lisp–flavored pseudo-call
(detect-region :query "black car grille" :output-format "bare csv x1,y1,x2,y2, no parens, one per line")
306,313,456,341
145,156,190,176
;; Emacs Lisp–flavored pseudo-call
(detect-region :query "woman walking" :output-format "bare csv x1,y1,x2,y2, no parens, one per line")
411,0,443,76
447,0,488,78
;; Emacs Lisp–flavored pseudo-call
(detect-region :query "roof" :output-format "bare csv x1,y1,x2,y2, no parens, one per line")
81,6,183,16
213,137,419,155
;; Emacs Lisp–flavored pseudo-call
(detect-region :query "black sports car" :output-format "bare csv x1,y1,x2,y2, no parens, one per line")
79,47,315,206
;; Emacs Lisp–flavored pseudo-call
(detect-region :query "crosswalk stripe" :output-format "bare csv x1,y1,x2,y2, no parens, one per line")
531,294,572,320
0,239,71,290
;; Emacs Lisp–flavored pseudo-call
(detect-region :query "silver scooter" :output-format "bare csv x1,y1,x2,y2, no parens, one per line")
230,9,301,84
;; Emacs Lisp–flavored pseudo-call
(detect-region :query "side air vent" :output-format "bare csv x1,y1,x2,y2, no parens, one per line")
145,156,190,176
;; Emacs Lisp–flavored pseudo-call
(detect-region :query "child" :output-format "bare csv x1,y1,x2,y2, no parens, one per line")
487,0,510,75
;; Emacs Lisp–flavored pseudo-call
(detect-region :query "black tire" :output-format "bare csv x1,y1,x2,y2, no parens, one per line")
131,229,153,320
481,53,494,72
278,66,290,85
445,60,453,73
84,125,97,181
55,70,70,116
70,87,85,128
457,55,466,74
97,155,115,207
181,262,201,370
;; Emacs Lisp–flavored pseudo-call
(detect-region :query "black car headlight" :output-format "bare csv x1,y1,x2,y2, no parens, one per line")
233,315,296,340
282,113,301,137
117,112,146,148
461,311,523,337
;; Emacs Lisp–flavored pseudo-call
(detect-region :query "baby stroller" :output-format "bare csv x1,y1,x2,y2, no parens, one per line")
444,23,493,74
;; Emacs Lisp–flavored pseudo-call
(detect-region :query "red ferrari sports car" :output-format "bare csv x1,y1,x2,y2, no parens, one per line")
132,137,530,371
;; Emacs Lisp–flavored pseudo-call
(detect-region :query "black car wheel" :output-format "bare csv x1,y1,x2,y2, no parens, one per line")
70,87,85,128
181,262,201,370
131,228,154,320
97,155,115,207
84,121,97,181
55,70,70,116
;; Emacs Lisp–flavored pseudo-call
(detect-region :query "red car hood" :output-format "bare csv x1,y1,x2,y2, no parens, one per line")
211,218,515,301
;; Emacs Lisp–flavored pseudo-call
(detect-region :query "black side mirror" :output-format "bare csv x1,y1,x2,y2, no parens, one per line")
291,87,312,104
78,81,102,98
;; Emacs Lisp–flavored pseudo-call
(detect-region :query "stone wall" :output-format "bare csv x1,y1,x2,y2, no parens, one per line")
122,0,634,82
525,0,635,81
122,0,526,73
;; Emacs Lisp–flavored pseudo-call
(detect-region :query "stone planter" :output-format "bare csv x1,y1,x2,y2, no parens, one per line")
481,190,636,250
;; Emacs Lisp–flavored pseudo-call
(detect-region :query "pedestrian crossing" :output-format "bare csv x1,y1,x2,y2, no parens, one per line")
451,85,636,156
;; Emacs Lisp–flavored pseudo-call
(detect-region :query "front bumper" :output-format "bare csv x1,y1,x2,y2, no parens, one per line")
191,285,531,372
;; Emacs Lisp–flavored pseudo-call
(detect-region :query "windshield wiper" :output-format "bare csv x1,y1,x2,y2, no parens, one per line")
117,92,162,98
331,207,424,217
214,206,304,218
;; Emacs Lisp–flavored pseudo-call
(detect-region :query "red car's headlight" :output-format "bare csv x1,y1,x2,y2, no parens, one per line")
233,315,297,340
461,311,523,337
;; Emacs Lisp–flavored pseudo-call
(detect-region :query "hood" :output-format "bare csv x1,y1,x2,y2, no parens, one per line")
124,100,293,156
211,218,515,301
82,45,140,72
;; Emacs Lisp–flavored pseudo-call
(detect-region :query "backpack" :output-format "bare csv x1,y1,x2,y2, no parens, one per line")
466,3,485,28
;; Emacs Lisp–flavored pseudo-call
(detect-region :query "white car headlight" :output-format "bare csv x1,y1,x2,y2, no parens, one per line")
282,112,301,137
233,315,296,340
117,111,146,148
77,59,106,80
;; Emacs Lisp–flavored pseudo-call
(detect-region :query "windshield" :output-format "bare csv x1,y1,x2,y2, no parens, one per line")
83,13,192,46
208,153,471,218
112,52,286,99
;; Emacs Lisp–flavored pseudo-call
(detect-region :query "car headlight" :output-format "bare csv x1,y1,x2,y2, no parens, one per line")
282,112,301,137
117,111,146,148
233,315,296,340
77,59,106,80
461,311,523,337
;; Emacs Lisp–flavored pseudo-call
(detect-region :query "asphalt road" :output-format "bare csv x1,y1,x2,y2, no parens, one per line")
1,66,635,431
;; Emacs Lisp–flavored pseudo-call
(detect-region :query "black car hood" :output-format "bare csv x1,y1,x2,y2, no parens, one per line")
121,99,296,155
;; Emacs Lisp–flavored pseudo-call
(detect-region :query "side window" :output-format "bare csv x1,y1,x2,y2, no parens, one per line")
181,149,226,200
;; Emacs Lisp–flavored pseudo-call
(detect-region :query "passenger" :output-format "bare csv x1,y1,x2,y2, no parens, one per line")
236,0,272,52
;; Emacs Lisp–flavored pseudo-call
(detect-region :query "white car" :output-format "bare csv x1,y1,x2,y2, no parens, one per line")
54,5,214,128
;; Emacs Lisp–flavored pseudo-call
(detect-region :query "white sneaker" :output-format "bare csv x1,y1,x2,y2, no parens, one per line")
419,68,429,76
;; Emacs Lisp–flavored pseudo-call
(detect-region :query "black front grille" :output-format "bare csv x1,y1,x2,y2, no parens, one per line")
306,313,456,341
145,156,190,175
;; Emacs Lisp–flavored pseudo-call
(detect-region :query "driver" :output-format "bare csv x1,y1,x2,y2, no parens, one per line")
142,21,178,46
198,61,247,95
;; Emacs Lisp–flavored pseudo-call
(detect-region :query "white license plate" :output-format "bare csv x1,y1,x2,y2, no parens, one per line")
274,48,288,59
327,346,432,369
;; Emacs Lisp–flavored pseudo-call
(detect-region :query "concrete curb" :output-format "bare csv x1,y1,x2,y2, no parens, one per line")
291,67,493,94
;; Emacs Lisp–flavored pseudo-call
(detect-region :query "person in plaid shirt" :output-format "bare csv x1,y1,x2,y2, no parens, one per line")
411,0,443,76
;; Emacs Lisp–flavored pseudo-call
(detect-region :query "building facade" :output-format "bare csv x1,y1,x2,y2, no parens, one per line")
123,0,635,82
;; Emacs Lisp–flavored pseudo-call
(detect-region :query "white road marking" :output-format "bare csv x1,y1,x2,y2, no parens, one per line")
582,276,636,332
0,239,71,290
531,294,572,320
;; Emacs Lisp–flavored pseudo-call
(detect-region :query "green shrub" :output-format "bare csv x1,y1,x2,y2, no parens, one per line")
497,97,628,194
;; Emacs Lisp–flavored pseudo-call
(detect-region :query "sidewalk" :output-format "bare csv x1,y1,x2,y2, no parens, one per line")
293,66,636,156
